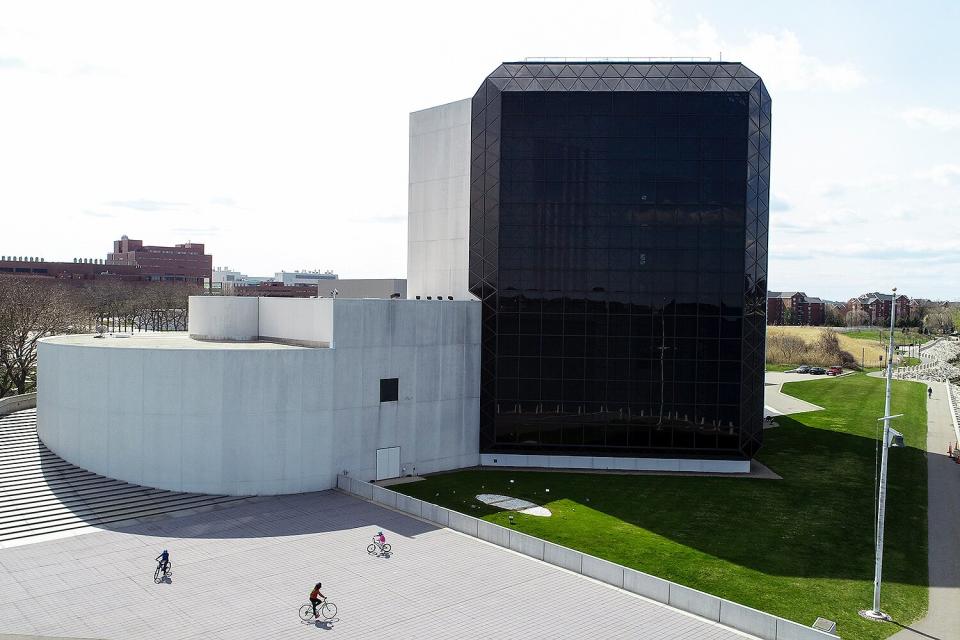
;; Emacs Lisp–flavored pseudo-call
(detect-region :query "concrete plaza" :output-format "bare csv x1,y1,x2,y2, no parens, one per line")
0,488,759,640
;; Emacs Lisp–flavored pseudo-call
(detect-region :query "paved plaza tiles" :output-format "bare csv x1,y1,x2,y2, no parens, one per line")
0,488,761,639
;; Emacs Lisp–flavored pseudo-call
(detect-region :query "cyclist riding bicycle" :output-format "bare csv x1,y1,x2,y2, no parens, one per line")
155,549,170,574
375,531,386,546
309,582,326,619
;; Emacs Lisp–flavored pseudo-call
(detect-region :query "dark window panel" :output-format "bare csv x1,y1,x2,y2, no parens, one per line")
472,66,769,458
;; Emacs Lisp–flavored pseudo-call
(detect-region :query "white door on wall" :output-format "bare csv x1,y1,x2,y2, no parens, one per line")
376,446,401,481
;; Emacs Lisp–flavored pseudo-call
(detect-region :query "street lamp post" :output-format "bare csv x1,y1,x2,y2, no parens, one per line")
860,287,904,622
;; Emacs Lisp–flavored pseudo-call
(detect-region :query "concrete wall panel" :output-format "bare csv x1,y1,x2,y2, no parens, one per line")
407,99,472,301
396,494,422,518
258,298,333,346
581,554,624,588
421,502,450,527
189,296,259,341
623,568,670,604
668,583,721,622
509,530,544,560
476,520,510,548
447,511,479,537
372,485,398,509
775,618,837,640
543,541,582,573
719,601,778,639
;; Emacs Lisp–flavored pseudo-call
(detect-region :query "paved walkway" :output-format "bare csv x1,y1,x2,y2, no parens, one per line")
0,490,759,640
890,382,960,639
763,372,826,418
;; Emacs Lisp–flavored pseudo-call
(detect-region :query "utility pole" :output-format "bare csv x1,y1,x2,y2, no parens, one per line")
860,286,901,621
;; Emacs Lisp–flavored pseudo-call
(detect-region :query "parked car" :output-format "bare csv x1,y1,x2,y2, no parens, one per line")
809,367,827,375
827,366,843,376
794,365,812,374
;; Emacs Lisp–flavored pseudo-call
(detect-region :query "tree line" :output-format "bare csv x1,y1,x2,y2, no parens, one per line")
0,277,200,397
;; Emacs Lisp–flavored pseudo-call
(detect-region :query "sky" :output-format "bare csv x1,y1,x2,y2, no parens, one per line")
1,0,958,300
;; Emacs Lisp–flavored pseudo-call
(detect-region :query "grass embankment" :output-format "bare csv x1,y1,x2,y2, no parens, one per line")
765,363,799,372
396,374,928,639
767,326,892,368
846,329,932,346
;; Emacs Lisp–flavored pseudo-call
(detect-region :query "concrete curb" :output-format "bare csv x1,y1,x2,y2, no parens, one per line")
336,474,840,640
0,393,36,416
946,382,960,446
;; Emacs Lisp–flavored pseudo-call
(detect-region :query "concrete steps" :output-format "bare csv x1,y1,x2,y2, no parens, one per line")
0,408,246,544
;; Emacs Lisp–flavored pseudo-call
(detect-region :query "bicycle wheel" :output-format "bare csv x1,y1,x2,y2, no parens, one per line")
321,602,337,620
298,604,315,622
366,543,377,555
154,566,162,583
381,543,391,554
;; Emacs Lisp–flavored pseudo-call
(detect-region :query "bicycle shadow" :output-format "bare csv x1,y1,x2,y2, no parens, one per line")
303,618,338,630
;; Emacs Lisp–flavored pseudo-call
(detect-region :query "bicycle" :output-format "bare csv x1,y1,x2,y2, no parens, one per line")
153,561,172,583
299,599,337,622
367,538,391,556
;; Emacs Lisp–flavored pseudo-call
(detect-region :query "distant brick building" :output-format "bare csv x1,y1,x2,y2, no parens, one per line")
846,292,911,325
1,236,212,285
233,279,407,299
234,282,317,298
0,255,143,281
767,291,826,326
108,236,211,285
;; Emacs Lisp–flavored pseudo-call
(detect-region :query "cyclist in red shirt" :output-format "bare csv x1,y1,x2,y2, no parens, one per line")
309,582,325,619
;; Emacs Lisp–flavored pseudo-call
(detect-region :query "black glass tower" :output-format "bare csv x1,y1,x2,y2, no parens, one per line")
468,62,770,460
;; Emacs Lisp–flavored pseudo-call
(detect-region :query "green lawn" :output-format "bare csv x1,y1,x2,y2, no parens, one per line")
765,363,799,372
396,374,928,639
846,329,932,345
900,356,921,367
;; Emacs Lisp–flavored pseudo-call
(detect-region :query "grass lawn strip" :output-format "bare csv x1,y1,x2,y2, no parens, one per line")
395,373,927,640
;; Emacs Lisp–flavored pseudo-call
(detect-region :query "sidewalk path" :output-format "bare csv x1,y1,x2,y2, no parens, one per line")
763,372,825,418
890,382,960,639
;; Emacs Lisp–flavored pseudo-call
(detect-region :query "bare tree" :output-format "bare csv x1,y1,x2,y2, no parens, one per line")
924,310,954,334
825,305,844,327
82,281,200,332
845,309,868,327
0,277,86,396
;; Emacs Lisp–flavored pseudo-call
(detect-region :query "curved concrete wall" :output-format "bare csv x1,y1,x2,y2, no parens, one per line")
188,296,259,341
37,300,480,496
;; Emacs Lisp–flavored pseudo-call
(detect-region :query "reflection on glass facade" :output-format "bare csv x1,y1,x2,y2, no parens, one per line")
469,62,770,459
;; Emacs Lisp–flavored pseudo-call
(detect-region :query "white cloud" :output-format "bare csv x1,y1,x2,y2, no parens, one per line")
915,164,960,187
724,30,866,92
901,107,960,131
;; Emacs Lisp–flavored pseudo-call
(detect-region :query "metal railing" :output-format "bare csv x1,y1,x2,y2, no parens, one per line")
947,383,960,447
522,56,713,63
92,310,188,333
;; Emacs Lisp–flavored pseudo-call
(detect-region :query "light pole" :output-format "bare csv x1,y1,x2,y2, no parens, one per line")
860,286,905,622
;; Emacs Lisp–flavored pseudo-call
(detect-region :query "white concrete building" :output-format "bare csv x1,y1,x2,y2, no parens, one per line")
38,296,480,496
407,98,472,301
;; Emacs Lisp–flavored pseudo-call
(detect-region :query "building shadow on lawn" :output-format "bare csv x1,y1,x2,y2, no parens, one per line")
398,416,934,587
